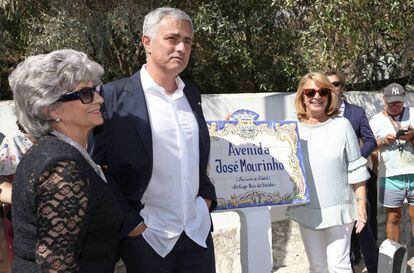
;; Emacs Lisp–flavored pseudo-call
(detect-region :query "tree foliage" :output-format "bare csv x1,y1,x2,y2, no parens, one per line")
0,0,413,99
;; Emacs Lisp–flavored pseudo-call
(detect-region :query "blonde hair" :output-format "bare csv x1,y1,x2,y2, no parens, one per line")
294,72,339,121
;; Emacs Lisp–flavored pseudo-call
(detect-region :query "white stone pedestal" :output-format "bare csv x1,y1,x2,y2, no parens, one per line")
238,207,273,273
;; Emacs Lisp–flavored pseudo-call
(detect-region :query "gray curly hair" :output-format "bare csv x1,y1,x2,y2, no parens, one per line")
9,49,104,138
142,7,193,39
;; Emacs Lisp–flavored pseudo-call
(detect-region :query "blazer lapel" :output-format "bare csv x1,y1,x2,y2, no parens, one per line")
183,85,198,118
124,72,153,159
343,100,351,119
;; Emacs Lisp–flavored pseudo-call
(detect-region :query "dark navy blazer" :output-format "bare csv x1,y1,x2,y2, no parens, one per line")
343,100,377,159
90,72,217,237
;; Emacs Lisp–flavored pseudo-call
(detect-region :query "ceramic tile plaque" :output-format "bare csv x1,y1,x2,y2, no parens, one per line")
207,109,309,211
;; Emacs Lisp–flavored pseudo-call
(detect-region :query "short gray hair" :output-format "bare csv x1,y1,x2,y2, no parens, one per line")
142,7,193,39
9,49,104,138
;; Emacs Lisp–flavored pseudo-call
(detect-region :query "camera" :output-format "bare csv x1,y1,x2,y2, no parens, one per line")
396,129,409,139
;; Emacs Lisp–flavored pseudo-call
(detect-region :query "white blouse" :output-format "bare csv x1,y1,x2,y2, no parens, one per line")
286,117,370,229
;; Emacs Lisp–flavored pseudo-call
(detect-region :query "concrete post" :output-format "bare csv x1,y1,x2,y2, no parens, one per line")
238,207,273,273
378,239,407,273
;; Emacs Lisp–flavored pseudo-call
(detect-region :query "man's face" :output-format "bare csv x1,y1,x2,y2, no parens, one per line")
327,75,344,96
143,18,193,78
385,100,404,117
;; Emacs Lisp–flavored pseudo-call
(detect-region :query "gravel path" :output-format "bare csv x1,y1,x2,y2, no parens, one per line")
272,209,414,273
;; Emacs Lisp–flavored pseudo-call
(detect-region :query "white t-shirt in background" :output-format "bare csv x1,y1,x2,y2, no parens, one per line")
369,107,414,178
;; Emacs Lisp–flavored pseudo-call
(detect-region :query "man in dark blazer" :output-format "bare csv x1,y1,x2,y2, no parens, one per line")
91,7,216,273
326,71,378,273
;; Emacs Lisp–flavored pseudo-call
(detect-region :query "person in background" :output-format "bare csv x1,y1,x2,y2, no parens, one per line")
90,7,217,273
325,70,378,273
0,121,34,265
9,49,122,272
369,83,414,244
0,132,4,262
287,72,369,273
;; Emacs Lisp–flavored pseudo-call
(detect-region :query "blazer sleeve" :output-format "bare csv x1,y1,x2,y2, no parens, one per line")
90,84,143,238
193,90,217,211
199,130,217,212
358,108,377,159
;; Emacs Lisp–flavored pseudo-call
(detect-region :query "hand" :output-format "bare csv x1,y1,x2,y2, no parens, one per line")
381,134,396,145
204,199,212,210
128,222,147,237
355,201,367,234
355,220,366,234
398,129,414,141
0,180,12,204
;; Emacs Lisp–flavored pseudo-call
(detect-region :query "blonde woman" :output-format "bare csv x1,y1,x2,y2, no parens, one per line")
287,72,369,273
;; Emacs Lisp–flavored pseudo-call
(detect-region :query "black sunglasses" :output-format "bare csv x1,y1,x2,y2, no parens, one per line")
58,86,101,104
331,81,343,87
303,88,330,98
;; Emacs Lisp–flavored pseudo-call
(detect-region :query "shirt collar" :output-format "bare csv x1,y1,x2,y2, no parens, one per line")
140,65,185,100
338,100,345,117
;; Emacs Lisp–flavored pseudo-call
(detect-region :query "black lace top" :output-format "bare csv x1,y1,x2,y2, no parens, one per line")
12,136,123,273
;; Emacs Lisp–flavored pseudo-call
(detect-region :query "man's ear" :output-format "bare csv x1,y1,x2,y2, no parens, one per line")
142,35,152,55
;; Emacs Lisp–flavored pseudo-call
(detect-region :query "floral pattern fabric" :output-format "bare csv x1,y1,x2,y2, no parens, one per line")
0,132,33,176
12,136,122,273
35,160,88,272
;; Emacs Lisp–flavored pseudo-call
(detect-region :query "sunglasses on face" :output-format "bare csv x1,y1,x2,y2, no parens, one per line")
58,86,101,104
303,88,330,98
331,81,343,87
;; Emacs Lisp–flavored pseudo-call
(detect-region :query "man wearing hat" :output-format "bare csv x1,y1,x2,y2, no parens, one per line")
370,82,414,243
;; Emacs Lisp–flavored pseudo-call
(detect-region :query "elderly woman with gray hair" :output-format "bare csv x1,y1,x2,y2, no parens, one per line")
9,49,122,273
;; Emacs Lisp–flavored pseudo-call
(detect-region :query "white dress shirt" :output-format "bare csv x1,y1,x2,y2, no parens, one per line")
139,65,211,257
338,100,345,117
